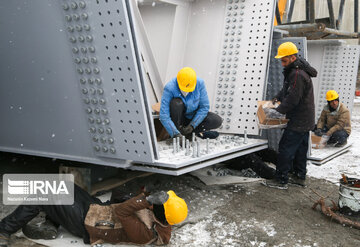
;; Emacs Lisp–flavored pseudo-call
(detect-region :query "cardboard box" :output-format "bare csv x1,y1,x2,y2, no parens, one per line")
311,133,325,149
257,101,289,128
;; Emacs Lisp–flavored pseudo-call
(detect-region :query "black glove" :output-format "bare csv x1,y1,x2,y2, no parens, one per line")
314,129,323,137
146,191,169,205
165,133,183,145
272,97,278,105
181,125,194,135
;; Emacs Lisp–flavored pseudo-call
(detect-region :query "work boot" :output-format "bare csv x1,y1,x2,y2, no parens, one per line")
335,140,347,148
261,179,288,190
22,219,58,240
288,175,306,188
196,131,219,139
0,232,9,247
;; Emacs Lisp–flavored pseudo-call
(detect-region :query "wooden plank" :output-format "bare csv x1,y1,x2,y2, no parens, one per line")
90,172,152,195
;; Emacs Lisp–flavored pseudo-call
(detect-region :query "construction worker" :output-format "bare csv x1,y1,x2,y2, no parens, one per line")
160,67,223,141
0,185,187,246
314,90,351,147
263,42,317,190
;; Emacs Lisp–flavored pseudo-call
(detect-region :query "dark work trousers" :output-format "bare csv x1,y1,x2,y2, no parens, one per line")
321,127,349,144
0,185,101,244
170,98,222,133
276,129,309,183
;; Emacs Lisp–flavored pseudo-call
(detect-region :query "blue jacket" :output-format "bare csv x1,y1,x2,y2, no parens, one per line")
160,77,210,137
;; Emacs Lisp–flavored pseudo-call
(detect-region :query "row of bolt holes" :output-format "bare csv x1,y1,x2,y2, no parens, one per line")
98,13,143,130
93,1,149,156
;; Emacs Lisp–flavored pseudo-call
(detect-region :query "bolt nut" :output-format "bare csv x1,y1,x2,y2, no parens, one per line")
78,36,85,42
69,37,77,43
79,1,86,8
75,25,82,32
65,15,72,22
62,4,69,10
81,13,88,20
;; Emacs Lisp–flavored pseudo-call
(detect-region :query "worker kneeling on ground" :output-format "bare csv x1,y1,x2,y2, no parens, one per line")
160,67,223,141
263,42,317,190
314,90,351,147
0,185,188,246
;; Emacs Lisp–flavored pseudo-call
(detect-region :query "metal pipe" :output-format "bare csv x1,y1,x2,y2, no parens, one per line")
306,0,310,21
309,0,315,23
182,136,185,150
275,23,326,32
287,0,296,23
337,0,346,29
185,139,190,156
355,0,359,32
323,27,360,38
243,130,248,144
196,141,200,157
176,136,180,152
275,2,282,25
173,138,176,154
192,142,196,158
327,0,336,28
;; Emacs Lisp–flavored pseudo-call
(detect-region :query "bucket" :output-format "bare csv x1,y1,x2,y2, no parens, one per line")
338,178,360,216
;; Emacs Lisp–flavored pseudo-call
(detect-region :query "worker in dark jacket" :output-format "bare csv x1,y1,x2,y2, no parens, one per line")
263,42,317,190
160,67,222,140
314,90,351,147
0,185,187,246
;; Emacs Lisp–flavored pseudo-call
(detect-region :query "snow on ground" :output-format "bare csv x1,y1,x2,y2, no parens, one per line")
307,101,360,183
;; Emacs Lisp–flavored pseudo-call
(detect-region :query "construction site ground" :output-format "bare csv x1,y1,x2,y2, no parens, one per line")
0,100,360,247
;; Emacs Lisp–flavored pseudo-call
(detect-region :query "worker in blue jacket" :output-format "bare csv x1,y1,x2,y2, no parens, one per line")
160,67,222,140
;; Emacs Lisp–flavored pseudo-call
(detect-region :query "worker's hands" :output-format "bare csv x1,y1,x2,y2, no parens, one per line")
181,125,194,135
165,133,184,145
271,97,278,105
146,191,169,205
314,129,323,137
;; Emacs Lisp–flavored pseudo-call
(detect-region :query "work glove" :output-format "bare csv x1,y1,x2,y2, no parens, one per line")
314,128,323,137
271,97,278,105
181,124,194,135
165,133,184,145
146,191,169,205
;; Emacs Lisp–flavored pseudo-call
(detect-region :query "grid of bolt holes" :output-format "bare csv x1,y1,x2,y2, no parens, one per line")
214,0,273,132
317,47,338,117
267,41,304,98
96,0,148,156
62,0,116,155
337,47,359,104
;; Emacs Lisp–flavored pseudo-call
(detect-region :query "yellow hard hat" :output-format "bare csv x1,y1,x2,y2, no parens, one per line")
177,67,197,92
275,42,299,59
326,90,339,101
163,190,188,225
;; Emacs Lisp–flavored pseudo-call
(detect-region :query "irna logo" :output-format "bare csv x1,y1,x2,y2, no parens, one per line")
8,179,69,195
